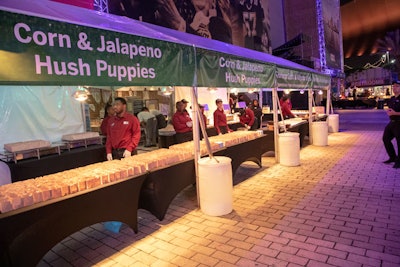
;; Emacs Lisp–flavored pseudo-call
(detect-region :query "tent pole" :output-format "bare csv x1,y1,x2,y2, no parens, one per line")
258,89,263,129
272,87,279,163
191,86,200,169
81,102,87,132
326,85,331,115
191,45,201,208
308,88,313,144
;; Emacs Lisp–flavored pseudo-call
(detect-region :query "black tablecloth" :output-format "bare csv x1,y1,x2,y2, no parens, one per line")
5,145,106,182
0,174,146,267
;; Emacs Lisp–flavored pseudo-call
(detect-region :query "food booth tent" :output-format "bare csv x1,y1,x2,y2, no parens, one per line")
0,1,332,265
0,0,331,173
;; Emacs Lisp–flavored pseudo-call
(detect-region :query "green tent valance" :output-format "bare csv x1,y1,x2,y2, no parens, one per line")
0,10,195,86
0,1,331,90
196,48,275,88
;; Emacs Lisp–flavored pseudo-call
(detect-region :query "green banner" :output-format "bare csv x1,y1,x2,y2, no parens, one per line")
196,48,275,88
0,10,195,86
312,72,331,89
276,67,312,89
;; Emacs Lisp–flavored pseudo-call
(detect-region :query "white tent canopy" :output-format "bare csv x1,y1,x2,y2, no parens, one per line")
0,0,330,89
0,0,332,161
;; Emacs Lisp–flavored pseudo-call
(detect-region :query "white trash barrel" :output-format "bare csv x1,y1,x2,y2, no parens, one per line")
198,156,233,216
0,161,11,186
278,132,300,166
312,121,328,146
328,114,339,133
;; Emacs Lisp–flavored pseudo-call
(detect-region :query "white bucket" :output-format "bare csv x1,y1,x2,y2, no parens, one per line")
328,114,339,133
312,121,328,146
198,156,233,216
278,132,300,166
0,161,11,186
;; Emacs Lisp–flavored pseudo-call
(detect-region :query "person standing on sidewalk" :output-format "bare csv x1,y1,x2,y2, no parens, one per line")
382,81,400,169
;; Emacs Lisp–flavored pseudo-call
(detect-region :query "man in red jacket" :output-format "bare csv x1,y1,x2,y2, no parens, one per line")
106,97,141,160
172,100,193,143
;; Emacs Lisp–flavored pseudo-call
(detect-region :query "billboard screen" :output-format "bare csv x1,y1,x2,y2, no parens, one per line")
108,0,272,53
321,0,342,70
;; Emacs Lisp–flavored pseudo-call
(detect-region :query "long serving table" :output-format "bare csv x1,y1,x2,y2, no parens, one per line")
139,159,196,221
5,144,107,182
158,122,244,149
223,134,272,175
0,174,147,267
0,133,274,266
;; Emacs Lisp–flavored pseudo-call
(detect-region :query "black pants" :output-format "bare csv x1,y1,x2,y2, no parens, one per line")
219,125,230,134
144,117,157,146
382,121,400,160
175,132,193,144
112,148,137,160
255,115,261,128
250,117,259,130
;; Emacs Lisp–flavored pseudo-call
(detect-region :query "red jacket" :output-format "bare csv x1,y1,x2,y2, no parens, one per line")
172,111,192,133
280,99,295,118
214,108,229,134
239,108,255,126
105,112,141,153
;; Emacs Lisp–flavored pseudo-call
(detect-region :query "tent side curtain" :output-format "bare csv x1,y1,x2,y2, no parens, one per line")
196,48,275,88
0,85,84,149
0,9,195,86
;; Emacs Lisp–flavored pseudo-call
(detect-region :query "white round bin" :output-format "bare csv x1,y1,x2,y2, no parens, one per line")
312,121,328,146
0,161,11,186
278,132,300,166
328,114,339,133
198,156,233,216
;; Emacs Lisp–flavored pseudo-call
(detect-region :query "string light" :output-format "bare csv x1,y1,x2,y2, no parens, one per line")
161,86,174,96
230,88,238,95
208,87,217,93
248,88,259,93
72,86,90,101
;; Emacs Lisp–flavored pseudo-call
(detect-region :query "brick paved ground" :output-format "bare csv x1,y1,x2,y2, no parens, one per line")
39,110,400,267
